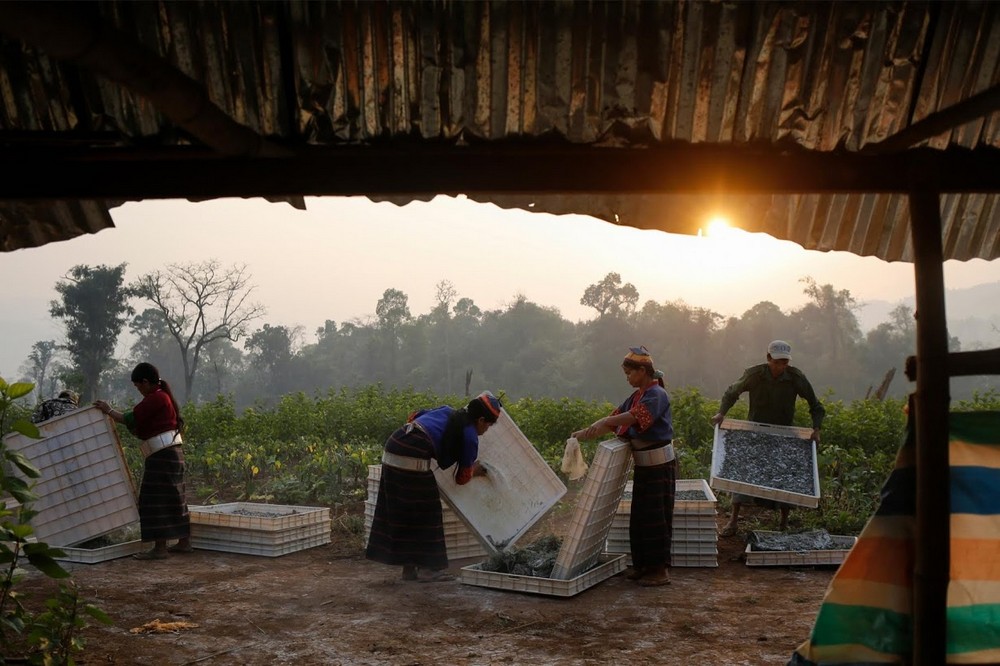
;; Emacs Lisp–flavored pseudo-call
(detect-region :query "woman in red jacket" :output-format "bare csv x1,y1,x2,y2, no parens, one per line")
95,362,191,560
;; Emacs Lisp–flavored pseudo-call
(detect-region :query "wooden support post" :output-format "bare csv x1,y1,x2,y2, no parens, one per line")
908,185,950,665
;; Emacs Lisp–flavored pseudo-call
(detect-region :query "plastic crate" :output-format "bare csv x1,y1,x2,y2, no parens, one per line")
603,549,719,569
605,536,717,555
432,410,566,554
550,439,633,580
710,419,820,508
673,514,719,529
188,503,331,557
460,553,626,597
188,503,329,531
671,541,719,555
54,539,145,564
607,478,720,568
608,524,717,543
670,553,720,568
191,528,332,557
3,406,139,546
745,531,857,567
619,478,718,516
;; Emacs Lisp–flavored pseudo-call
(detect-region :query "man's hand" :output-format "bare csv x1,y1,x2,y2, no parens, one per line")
710,413,725,426
811,428,821,443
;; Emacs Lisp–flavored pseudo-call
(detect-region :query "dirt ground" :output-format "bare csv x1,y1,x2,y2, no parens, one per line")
25,501,835,666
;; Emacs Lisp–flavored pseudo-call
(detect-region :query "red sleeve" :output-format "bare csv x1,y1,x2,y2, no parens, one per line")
131,390,178,439
629,402,655,432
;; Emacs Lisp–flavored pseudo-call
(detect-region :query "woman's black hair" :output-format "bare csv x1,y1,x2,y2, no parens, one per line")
466,395,500,424
441,407,474,480
131,362,185,432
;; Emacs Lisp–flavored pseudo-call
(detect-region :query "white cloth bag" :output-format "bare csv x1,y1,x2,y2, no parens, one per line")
561,437,589,481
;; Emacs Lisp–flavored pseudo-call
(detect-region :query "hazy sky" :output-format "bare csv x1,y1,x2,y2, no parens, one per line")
1,195,997,378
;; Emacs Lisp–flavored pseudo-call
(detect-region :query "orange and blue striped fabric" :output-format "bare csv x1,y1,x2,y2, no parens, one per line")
792,411,1000,665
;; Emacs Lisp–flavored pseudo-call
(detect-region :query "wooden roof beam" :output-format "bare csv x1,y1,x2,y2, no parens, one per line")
865,83,1000,154
4,144,1000,200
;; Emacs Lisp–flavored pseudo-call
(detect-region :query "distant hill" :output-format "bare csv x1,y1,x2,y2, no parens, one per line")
857,281,1000,349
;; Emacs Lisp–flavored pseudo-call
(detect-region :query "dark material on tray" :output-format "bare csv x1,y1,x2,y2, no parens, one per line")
719,430,814,495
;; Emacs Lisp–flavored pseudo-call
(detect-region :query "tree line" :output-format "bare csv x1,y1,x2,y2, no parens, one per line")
19,260,993,410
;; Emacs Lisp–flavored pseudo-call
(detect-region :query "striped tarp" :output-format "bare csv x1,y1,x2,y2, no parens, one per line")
791,411,1000,665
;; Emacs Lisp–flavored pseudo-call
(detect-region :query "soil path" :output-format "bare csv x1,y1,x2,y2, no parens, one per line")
27,503,835,666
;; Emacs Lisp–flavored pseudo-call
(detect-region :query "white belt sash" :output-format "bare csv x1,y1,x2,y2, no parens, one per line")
631,443,675,467
381,450,432,472
140,430,182,458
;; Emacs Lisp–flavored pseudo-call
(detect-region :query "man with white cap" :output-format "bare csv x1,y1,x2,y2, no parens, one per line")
711,340,825,537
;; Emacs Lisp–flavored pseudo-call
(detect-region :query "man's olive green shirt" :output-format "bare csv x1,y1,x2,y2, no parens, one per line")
719,364,825,429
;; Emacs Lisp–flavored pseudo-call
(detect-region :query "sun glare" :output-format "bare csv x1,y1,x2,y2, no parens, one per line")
706,216,733,237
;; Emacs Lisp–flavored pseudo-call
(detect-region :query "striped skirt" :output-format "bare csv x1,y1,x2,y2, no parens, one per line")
630,457,678,569
365,426,448,570
138,446,190,542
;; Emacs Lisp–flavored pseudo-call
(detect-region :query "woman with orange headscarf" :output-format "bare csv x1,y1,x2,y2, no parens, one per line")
366,391,502,583
573,346,676,586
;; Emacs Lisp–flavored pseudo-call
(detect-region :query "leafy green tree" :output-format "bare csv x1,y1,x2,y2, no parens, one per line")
49,264,134,402
453,297,482,320
244,324,301,400
128,307,184,383
478,296,578,398
791,278,864,397
133,260,265,403
198,338,245,402
635,300,723,391
580,272,639,318
375,288,411,380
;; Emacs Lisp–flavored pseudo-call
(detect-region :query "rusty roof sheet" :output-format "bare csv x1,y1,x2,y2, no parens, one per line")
1,1,999,261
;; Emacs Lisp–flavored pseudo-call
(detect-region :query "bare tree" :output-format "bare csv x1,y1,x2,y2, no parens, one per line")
434,280,457,393
133,260,265,402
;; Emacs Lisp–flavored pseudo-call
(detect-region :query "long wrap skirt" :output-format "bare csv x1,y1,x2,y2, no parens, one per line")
138,446,190,542
365,425,448,570
629,457,678,570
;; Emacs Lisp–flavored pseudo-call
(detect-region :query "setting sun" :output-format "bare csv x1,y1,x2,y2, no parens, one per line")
706,215,734,237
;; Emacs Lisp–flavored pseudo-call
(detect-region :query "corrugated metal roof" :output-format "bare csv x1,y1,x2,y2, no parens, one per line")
1,1,999,261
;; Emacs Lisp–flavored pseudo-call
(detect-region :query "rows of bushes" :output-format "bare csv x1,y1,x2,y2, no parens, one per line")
114,385,1000,535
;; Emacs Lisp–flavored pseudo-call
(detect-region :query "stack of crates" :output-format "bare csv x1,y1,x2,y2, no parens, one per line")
605,478,719,567
364,465,487,560
189,502,331,556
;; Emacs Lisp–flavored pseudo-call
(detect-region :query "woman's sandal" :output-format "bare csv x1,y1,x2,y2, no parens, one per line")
637,573,671,587
624,566,648,581
416,569,455,583
133,550,169,561
167,544,194,554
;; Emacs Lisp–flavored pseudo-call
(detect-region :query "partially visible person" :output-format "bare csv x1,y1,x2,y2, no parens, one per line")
366,391,502,582
573,346,676,587
711,339,825,537
94,362,191,560
30,389,80,423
